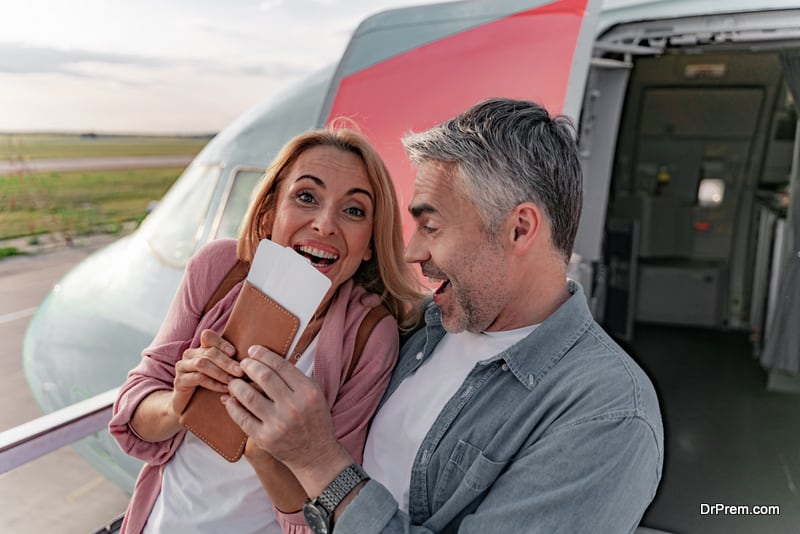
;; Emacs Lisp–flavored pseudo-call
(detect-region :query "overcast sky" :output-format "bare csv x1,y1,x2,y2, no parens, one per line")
0,0,447,134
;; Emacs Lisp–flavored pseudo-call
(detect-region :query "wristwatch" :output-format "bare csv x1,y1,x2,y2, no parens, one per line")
303,463,370,534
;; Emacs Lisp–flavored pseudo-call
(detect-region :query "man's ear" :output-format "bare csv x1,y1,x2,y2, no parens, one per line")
507,202,541,254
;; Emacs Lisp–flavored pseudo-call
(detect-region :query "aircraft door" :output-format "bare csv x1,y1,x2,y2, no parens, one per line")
577,58,634,332
761,51,800,377
320,0,601,241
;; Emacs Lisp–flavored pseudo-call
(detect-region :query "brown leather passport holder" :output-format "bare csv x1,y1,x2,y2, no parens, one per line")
179,280,300,462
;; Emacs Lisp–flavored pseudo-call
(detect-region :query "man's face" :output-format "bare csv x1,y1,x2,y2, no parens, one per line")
405,162,511,333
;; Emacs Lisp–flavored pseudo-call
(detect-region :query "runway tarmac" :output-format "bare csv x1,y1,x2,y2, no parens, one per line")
0,238,130,533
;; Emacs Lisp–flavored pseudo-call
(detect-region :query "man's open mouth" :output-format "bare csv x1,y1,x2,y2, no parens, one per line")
294,244,339,267
428,276,451,295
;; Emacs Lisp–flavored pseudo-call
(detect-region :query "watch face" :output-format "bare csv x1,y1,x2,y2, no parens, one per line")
303,503,330,534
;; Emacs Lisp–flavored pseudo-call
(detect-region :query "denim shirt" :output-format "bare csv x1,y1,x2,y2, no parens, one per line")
335,281,664,533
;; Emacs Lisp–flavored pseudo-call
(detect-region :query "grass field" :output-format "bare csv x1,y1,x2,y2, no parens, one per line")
0,132,212,160
0,167,183,240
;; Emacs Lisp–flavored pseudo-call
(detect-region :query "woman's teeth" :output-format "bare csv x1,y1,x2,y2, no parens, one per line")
294,245,338,266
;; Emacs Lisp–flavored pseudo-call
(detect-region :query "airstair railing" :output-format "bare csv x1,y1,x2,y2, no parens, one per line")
0,387,118,474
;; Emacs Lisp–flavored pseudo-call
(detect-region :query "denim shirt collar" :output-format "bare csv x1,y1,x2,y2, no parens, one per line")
423,280,593,391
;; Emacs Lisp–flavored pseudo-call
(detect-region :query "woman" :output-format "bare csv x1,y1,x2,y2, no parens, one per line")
109,127,422,533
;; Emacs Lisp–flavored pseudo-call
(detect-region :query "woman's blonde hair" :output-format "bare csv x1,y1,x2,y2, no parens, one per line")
237,126,423,329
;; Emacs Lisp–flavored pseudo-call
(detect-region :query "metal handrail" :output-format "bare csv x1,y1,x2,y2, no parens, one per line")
0,387,119,474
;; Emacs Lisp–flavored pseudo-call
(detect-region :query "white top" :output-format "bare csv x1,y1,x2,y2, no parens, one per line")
143,338,317,533
362,325,537,511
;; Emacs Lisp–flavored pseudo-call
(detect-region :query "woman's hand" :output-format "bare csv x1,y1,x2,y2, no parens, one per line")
130,331,244,442
170,329,243,416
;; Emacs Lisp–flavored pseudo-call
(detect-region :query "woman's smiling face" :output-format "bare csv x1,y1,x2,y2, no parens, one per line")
268,144,375,293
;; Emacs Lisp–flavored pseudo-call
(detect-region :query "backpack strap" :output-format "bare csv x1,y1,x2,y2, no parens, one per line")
347,304,391,380
202,259,250,315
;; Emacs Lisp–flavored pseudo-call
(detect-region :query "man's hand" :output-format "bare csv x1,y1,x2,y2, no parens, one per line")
224,345,353,497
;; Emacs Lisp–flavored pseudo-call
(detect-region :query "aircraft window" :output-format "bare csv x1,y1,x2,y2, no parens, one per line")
697,178,725,207
139,164,221,267
215,168,266,239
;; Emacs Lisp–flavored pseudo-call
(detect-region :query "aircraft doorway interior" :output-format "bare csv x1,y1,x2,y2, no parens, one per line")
590,14,800,534
600,42,795,360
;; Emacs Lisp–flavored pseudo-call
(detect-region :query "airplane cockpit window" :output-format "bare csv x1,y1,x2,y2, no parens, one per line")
138,163,221,267
212,168,266,239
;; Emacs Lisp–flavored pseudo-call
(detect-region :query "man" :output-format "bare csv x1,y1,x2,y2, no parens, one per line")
224,98,664,533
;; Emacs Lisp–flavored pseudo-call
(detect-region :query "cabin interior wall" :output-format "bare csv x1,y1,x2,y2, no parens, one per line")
606,49,792,340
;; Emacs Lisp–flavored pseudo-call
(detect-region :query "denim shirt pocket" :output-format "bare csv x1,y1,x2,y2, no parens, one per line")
431,439,508,510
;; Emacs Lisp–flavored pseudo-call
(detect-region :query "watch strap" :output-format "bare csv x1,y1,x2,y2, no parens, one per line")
316,463,370,514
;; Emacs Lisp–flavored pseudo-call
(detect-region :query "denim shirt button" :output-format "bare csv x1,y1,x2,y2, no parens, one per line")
501,363,509,372
415,351,424,361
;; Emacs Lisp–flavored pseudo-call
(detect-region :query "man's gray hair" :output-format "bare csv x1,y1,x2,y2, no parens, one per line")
402,98,583,263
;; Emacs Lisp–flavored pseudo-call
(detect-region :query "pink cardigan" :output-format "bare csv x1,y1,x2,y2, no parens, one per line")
109,239,399,534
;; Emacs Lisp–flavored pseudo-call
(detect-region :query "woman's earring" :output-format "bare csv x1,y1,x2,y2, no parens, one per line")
260,213,273,238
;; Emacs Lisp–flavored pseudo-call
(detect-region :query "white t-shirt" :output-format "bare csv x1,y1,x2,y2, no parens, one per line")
362,325,537,511
143,338,317,533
